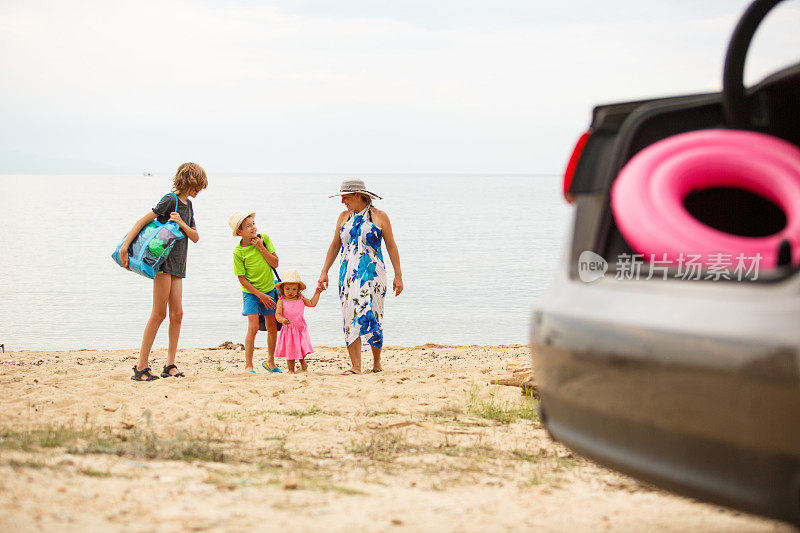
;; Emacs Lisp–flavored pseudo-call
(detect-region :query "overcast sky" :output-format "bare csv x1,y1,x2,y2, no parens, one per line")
1,0,798,174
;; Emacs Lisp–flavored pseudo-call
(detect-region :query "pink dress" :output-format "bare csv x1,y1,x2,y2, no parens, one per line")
274,298,314,360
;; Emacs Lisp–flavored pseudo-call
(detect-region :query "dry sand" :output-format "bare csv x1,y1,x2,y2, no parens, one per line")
0,344,792,532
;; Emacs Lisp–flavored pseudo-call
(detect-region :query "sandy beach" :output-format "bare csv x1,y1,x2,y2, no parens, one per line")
0,344,792,532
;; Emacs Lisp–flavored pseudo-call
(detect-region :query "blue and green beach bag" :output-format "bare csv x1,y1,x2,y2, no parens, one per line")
111,193,185,279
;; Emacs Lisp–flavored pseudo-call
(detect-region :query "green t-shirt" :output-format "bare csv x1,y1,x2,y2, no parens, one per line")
233,233,277,293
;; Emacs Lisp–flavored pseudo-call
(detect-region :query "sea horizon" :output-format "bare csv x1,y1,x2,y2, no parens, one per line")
0,172,570,352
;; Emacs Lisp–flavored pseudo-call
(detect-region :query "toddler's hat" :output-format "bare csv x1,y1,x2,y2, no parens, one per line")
276,269,307,291
228,210,255,236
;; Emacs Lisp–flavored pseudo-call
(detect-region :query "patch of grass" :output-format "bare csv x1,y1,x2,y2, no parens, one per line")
201,468,365,496
260,441,293,463
514,449,580,488
512,449,539,462
203,473,247,490
0,425,95,451
349,431,504,471
348,431,411,462
285,405,323,418
465,384,539,424
79,468,111,477
0,417,229,463
424,406,463,420
280,406,341,418
438,444,493,458
309,482,367,495
158,430,227,462
554,455,577,470
218,407,342,421
512,448,577,470
366,409,401,417
7,458,49,469
522,476,544,486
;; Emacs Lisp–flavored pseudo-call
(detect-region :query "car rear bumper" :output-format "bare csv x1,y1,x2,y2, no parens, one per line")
532,276,800,524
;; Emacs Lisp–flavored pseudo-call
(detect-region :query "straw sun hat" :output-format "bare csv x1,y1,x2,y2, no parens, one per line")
275,269,307,291
228,210,255,236
329,178,382,200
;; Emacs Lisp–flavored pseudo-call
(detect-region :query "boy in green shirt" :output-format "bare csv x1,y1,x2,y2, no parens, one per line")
229,210,281,373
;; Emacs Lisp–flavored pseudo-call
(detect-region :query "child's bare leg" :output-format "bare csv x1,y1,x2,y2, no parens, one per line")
165,276,183,374
266,316,278,369
244,315,259,371
138,273,171,371
371,345,382,372
287,360,296,374
300,357,308,372
345,338,362,374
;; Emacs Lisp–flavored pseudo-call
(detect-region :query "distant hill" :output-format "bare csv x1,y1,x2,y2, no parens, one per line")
0,150,127,174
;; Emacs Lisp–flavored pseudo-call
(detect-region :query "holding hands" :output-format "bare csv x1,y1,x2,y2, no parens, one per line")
319,272,402,295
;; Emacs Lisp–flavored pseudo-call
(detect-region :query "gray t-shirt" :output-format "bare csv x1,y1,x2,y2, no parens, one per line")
152,193,195,278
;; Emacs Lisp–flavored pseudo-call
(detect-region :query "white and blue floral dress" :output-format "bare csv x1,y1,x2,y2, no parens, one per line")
339,206,387,348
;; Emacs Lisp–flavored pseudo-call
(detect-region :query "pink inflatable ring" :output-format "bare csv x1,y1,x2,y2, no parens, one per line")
611,129,800,269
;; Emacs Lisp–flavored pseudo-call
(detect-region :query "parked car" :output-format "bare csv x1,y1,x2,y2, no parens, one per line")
531,0,800,526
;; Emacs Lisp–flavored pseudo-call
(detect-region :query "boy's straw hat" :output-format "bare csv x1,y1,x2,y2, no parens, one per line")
275,269,307,291
228,210,255,236
329,178,382,200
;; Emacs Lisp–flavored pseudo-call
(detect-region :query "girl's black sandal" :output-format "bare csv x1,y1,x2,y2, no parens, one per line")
131,366,159,381
161,364,185,378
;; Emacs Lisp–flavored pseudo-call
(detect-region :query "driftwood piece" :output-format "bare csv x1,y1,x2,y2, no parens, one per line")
493,356,539,397
492,377,525,387
214,341,245,351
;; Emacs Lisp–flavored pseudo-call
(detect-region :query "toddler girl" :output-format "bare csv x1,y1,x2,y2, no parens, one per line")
274,270,323,373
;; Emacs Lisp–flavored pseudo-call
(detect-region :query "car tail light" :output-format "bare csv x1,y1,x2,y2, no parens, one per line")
563,130,591,203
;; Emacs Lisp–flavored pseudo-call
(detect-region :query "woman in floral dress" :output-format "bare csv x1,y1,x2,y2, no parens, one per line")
318,179,403,374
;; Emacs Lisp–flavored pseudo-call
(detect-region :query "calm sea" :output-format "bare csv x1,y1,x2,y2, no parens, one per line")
0,174,570,351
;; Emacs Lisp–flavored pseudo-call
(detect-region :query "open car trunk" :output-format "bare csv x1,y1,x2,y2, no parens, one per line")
566,62,800,281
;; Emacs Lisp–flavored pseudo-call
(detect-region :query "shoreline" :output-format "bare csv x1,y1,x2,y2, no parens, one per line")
0,344,529,357
0,345,790,532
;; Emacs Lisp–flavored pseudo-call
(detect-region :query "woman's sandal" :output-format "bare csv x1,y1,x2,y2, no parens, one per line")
161,364,185,378
341,369,360,375
131,366,159,381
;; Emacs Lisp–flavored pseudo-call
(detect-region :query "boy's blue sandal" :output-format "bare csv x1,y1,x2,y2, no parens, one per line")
161,364,185,378
262,361,282,373
131,366,159,381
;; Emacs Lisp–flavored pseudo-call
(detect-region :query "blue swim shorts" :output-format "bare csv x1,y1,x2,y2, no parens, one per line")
242,288,279,316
